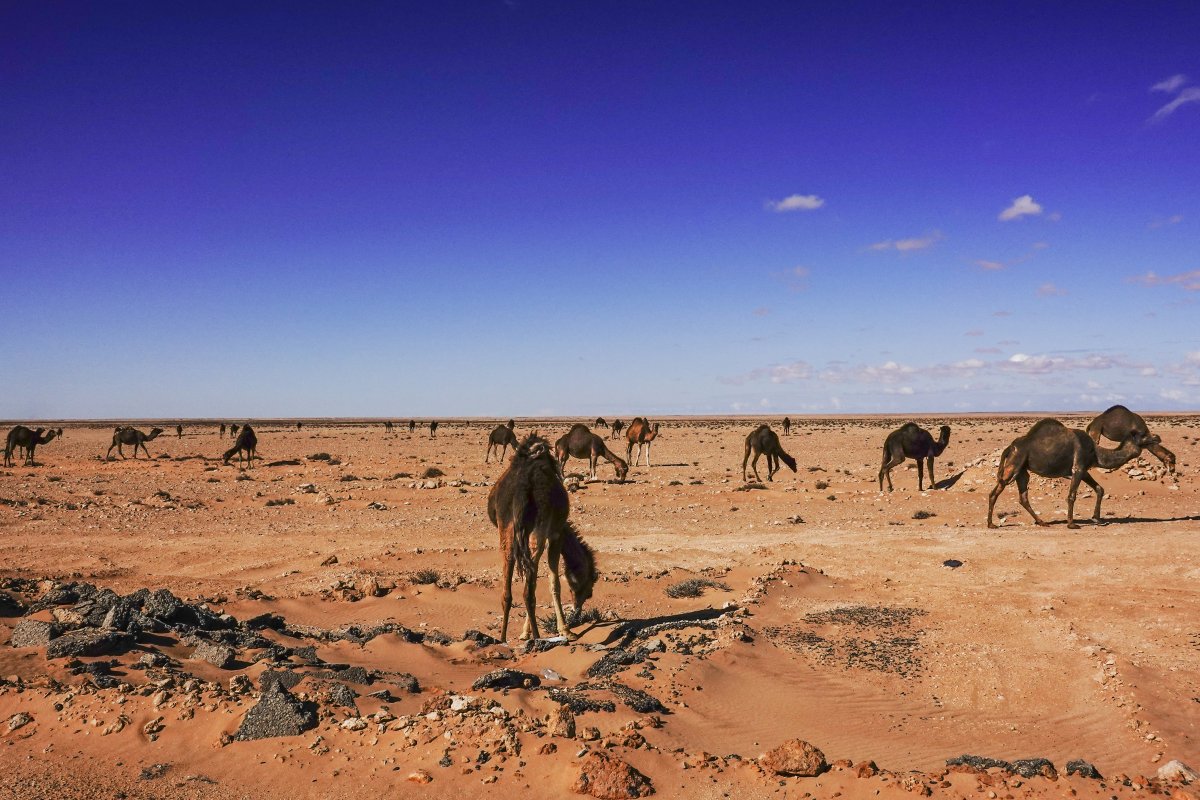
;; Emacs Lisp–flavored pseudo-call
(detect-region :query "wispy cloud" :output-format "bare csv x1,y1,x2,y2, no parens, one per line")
1037,282,1067,296
720,360,812,386
1149,74,1200,122
975,259,1005,271
1128,269,1200,291
766,193,824,212
992,310,1012,317
869,231,942,252
772,265,811,291
752,307,771,317
964,329,984,337
999,194,1043,222
1148,214,1183,228
1152,74,1189,93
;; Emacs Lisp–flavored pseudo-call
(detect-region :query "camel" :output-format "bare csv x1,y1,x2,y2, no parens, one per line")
176,424,183,439
987,418,1156,529
220,423,226,437
296,421,303,431
4,426,57,467
782,417,791,436
1086,405,1176,474
878,422,951,491
429,420,438,439
625,417,661,467
595,417,609,429
384,420,393,434
610,419,624,440
223,424,258,468
409,420,416,434
56,427,63,438
105,426,164,460
485,421,519,463
742,424,797,482
488,433,598,641
230,423,239,438
555,424,629,481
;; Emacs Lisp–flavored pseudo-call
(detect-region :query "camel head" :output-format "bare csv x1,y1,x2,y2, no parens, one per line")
149,427,165,437
613,461,628,482
516,433,551,461
506,419,515,429
563,535,598,619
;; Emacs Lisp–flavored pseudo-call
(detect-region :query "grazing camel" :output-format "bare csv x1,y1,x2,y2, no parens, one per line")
555,424,629,481
594,417,609,429
1087,405,1176,474
230,424,239,438
106,426,164,460
488,433,598,641
429,420,438,439
610,419,624,440
220,423,226,437
485,421,519,463
223,424,258,468
878,423,951,491
782,417,791,436
742,424,797,482
988,418,1156,529
4,426,57,467
625,417,660,467
176,424,183,439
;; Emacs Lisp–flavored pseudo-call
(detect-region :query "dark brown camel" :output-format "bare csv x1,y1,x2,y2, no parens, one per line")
176,424,183,439
56,427,63,438
625,417,661,467
5,426,57,467
782,417,791,436
1086,405,1176,474
988,418,1156,529
106,426,164,460
610,419,624,440
223,424,258,468
595,417,609,429
409,420,416,434
555,424,629,481
742,424,797,482
487,433,598,641
485,421,519,463
878,423,951,491
230,423,239,438
429,420,438,439
220,423,226,437
296,421,303,431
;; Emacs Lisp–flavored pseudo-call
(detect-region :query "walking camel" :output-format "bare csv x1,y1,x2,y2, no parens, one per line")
485,420,520,463
223,424,258,468
610,419,624,440
625,417,660,467
782,417,791,436
488,433,598,641
176,424,183,439
230,424,239,438
106,427,164,460
408,420,416,434
742,424,797,482
1086,405,1176,474
220,423,226,437
987,418,1157,529
555,424,629,481
878,422,951,491
594,417,609,429
429,420,438,439
4,426,58,467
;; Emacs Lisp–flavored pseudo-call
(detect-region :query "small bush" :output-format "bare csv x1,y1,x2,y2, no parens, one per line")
665,578,731,599
421,467,445,479
540,605,605,631
340,474,359,482
912,510,936,520
265,498,295,507
814,480,829,490
308,452,332,461
410,569,440,585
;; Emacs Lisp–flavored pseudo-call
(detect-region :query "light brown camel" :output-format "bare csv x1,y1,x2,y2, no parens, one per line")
1086,405,1176,474
555,423,629,481
485,420,519,463
487,433,598,641
742,424,797,482
625,417,660,467
987,418,1156,529
4,426,57,467
878,423,951,491
106,426,164,460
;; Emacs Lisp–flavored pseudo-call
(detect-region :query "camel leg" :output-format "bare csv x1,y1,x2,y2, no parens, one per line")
520,540,545,641
742,443,752,481
927,456,937,490
750,451,762,482
879,451,903,491
768,451,778,481
645,443,651,467
485,444,490,463
1148,441,1176,474
1080,472,1105,523
1065,471,1086,529
626,441,635,467
589,452,598,480
499,535,516,641
916,458,925,491
546,543,572,639
987,475,1008,528
1015,471,1047,527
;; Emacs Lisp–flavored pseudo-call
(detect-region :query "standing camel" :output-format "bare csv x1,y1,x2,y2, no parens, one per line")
610,419,624,440
878,423,951,491
106,427,164,460
1086,405,1176,474
408,420,416,435
488,433,598,641
230,423,239,439
220,423,226,438
176,424,183,439
223,424,258,468
988,418,1156,529
782,417,792,436
429,420,438,439
297,421,303,431
625,417,660,467
485,421,520,463
742,424,797,482
594,417,609,430
4,426,57,467
555,424,629,481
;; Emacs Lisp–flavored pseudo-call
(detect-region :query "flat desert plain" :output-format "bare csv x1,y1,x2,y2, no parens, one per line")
0,416,1197,800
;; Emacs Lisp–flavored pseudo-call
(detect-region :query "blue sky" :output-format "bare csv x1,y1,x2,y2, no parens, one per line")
1,2,1197,418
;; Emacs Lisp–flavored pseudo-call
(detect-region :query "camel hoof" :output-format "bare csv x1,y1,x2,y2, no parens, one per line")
987,523,999,529
1066,523,1080,530
1035,520,1051,527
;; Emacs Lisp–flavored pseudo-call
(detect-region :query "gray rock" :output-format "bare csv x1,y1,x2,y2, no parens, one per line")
45,629,134,660
235,684,317,741
1157,760,1199,783
471,669,541,691
9,619,59,648
191,641,236,669
1065,760,1102,780
325,682,358,710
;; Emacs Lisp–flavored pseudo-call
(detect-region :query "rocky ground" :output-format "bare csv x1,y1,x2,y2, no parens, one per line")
1,416,1197,799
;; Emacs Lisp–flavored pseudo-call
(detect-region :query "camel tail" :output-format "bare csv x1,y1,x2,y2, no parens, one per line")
512,516,536,580
779,450,797,472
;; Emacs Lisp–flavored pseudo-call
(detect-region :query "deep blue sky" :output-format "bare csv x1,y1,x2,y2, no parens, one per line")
2,2,1198,418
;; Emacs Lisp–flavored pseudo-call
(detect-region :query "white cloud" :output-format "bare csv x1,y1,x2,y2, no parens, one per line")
1151,74,1189,93
1129,269,1200,291
752,307,771,317
1160,388,1187,402
975,259,1005,271
869,231,942,252
767,194,825,212
999,195,1043,221
1037,282,1067,296
1149,214,1183,228
1150,87,1200,122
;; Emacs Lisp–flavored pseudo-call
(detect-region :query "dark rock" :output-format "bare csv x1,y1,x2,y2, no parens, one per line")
143,589,184,621
244,613,285,631
548,688,616,714
943,559,963,569
1012,758,1057,779
9,619,59,648
471,669,541,691
1066,760,1102,780
462,629,501,647
946,754,1013,772
423,629,453,646
46,629,134,660
191,641,236,669
587,648,647,678
235,684,317,741
324,681,358,710
260,669,304,692
579,681,667,714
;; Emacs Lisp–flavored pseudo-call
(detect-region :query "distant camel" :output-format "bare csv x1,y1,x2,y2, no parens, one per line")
988,418,1156,529
106,426,164,460
4,426,57,467
429,420,438,439
742,424,797,482
384,420,393,434
1087,405,1176,474
555,423,629,481
297,421,303,431
610,419,624,440
409,420,416,434
223,424,258,468
782,417,791,436
488,433,598,641
625,417,661,467
878,423,951,491
176,424,183,439
485,421,519,463
220,423,226,437
230,424,239,438
56,427,64,438
594,417,609,429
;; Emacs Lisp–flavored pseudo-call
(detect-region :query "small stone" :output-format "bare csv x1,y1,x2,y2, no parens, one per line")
340,717,367,731
408,769,433,784
551,706,577,739
471,668,541,691
7,712,33,732
571,751,654,798
760,739,827,777
320,555,338,566
191,641,236,669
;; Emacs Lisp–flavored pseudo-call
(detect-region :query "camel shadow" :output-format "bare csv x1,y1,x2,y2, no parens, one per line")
595,607,727,648
932,471,965,490
653,462,691,468
1100,514,1200,525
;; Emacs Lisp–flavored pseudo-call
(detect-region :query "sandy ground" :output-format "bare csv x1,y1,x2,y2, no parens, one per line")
0,416,1197,799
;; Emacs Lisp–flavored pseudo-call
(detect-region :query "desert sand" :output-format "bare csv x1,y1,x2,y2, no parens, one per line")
1,415,1197,799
